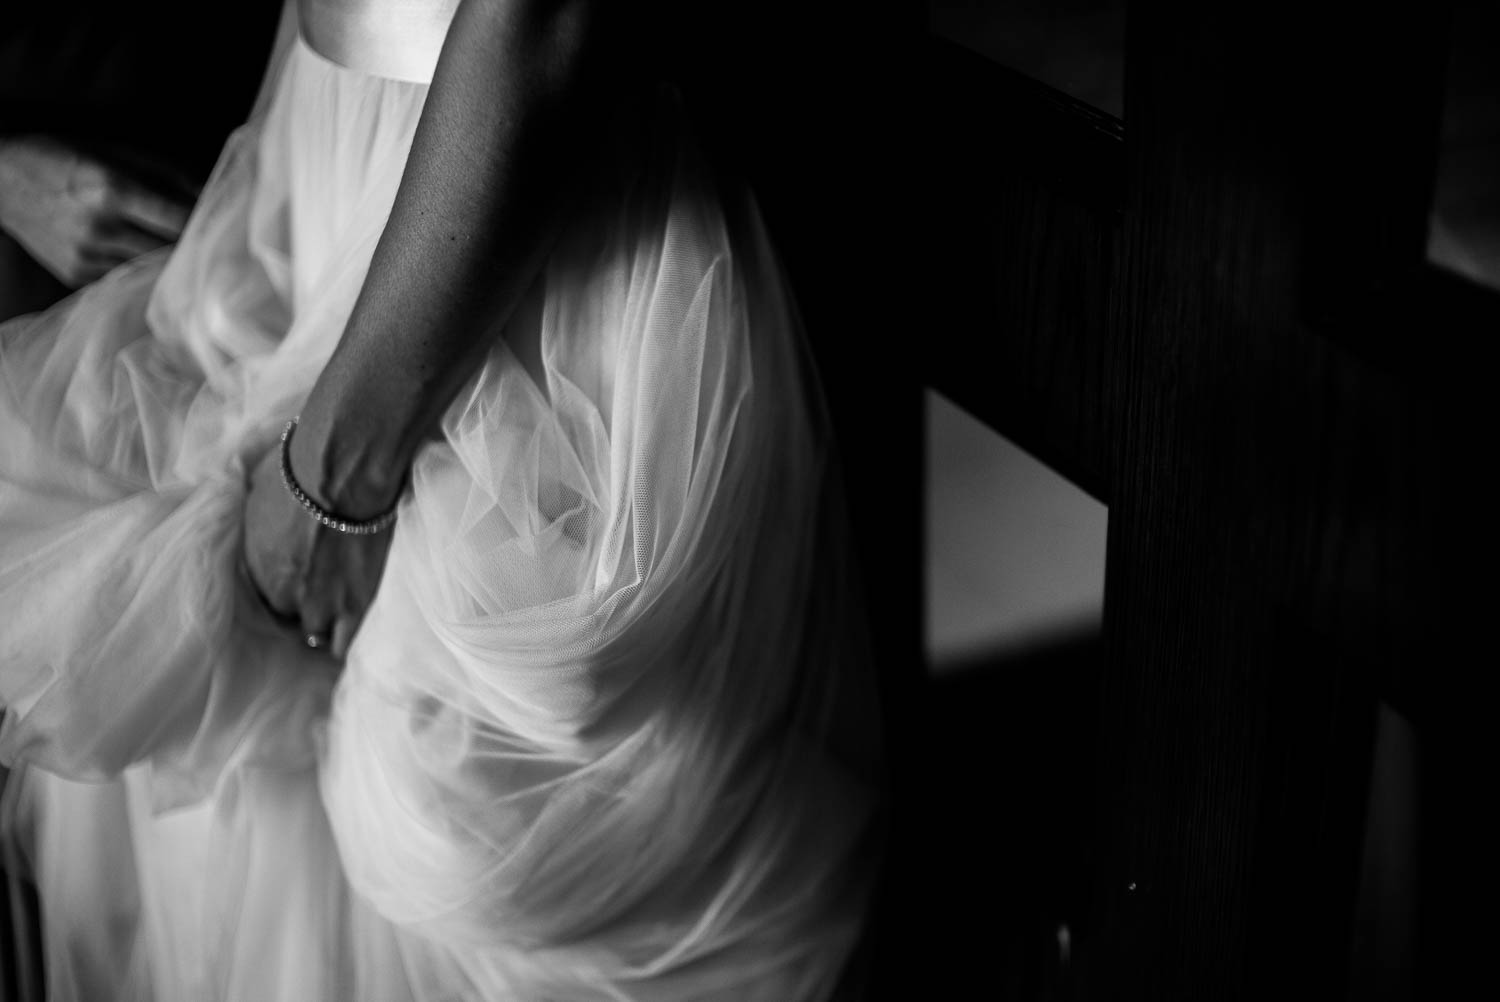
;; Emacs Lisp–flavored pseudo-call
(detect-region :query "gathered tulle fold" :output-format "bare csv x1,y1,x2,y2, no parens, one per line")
0,31,878,1002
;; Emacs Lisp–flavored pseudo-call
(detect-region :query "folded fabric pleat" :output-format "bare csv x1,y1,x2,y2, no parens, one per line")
0,30,879,1002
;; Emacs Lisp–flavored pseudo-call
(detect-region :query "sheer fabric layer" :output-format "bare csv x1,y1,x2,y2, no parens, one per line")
0,32,877,1002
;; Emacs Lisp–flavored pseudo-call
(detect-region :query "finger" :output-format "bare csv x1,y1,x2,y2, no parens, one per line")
93,141,204,202
64,250,128,287
330,615,361,661
92,221,172,262
113,179,193,241
238,551,302,627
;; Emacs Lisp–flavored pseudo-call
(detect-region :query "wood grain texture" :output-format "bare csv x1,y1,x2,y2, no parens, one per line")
926,37,1121,502
1085,3,1457,998
917,3,1496,996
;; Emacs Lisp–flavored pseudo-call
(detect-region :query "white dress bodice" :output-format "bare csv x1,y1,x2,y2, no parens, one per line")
298,0,460,83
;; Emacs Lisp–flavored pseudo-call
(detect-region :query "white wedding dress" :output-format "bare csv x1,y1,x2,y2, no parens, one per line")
0,2,882,999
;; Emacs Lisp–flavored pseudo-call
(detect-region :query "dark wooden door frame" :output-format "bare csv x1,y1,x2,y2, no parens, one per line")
922,1,1494,998
1093,4,1497,999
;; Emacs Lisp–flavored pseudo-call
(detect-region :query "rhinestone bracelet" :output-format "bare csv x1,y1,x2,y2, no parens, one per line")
278,417,399,535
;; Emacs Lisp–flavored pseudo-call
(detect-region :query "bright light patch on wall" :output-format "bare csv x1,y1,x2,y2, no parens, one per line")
925,389,1107,672
1425,0,1500,292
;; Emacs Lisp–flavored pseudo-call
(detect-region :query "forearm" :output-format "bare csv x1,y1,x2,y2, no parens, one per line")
290,0,619,517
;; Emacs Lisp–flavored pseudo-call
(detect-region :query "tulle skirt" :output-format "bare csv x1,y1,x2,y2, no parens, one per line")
0,34,880,1002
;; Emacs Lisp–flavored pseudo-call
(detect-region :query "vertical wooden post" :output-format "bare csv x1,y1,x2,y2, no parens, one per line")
1089,3,1450,997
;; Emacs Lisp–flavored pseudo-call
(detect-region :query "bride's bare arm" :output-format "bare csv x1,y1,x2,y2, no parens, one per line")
294,0,619,516
243,0,621,653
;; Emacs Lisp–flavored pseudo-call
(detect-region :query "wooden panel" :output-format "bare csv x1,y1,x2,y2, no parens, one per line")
1086,2,1451,998
927,38,1124,212
1277,5,1500,988
929,0,1126,120
1425,0,1500,292
1297,0,1473,380
926,37,1122,501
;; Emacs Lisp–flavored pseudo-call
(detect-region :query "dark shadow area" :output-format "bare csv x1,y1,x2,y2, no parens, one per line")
0,231,65,324
0,765,44,1001
0,3,277,182
928,0,1125,119
924,630,1103,999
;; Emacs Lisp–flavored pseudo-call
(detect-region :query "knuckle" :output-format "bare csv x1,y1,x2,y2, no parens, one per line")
62,251,91,282
83,214,112,241
76,169,113,206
